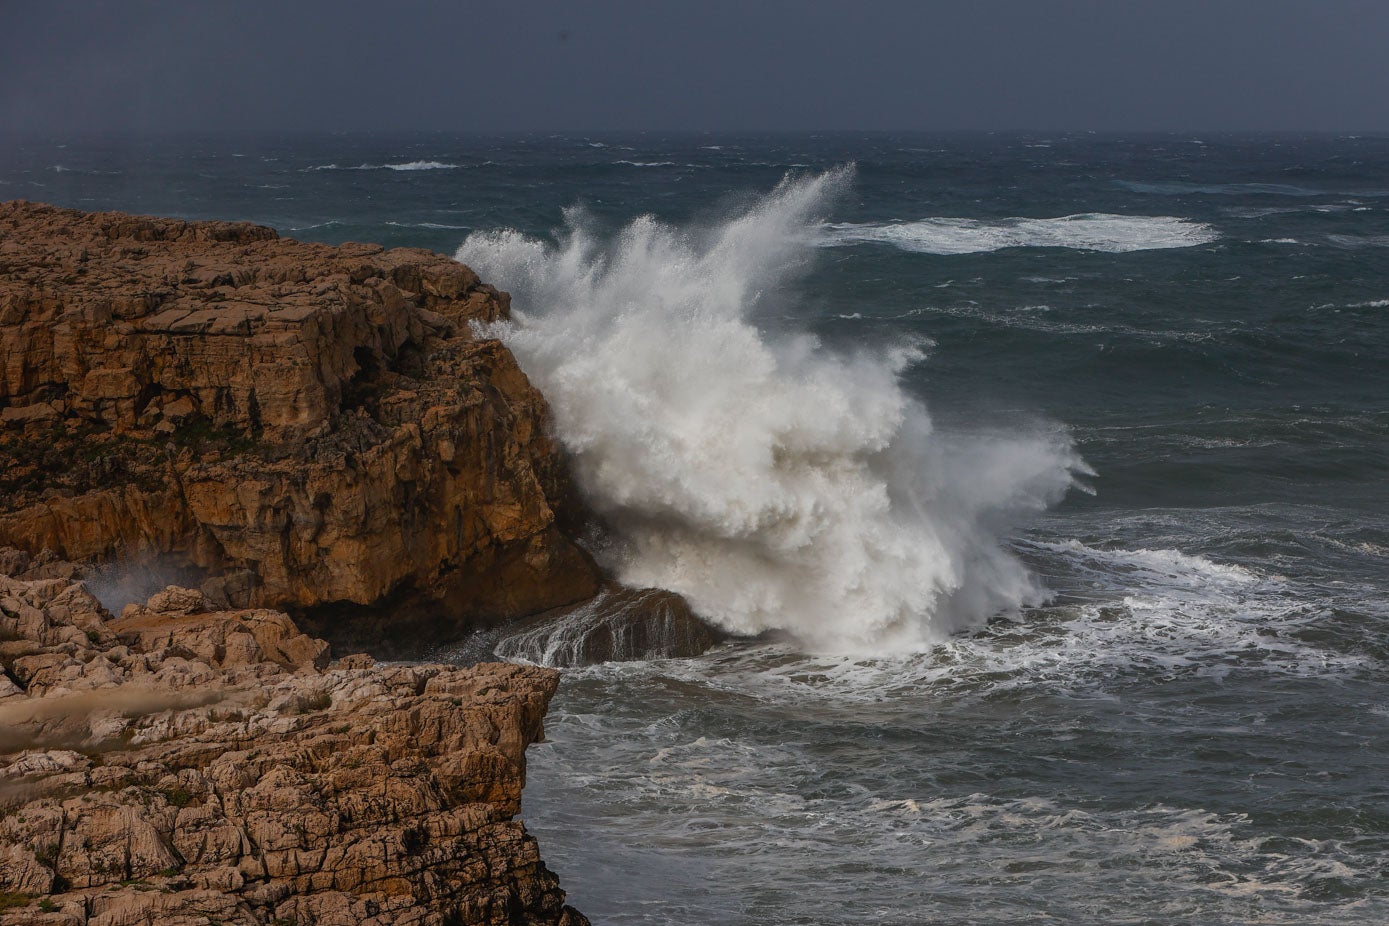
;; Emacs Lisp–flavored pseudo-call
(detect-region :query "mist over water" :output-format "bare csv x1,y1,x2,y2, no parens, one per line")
459,170,1084,651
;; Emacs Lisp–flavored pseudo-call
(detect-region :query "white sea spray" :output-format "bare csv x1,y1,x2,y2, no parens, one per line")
458,169,1086,652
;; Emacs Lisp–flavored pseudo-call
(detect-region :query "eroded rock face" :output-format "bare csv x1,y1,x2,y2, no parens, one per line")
0,201,600,638
0,573,588,926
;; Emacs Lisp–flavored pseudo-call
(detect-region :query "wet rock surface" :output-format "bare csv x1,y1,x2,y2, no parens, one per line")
0,571,588,925
493,584,726,667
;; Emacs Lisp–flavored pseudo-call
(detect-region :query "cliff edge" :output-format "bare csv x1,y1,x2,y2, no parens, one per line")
0,201,601,649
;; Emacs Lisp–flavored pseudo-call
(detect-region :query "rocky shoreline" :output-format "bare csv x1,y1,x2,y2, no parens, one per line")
0,201,730,924
0,568,587,925
0,200,605,645
0,200,718,660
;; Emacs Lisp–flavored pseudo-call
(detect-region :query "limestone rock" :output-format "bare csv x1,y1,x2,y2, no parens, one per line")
0,572,588,926
0,201,600,643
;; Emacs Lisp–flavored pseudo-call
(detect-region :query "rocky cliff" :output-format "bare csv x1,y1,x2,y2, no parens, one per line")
0,201,600,648
0,570,587,925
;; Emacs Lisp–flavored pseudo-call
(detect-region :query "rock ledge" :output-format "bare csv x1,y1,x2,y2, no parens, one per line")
0,571,587,925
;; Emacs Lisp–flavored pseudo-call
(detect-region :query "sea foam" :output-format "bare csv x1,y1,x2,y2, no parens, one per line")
822,213,1219,255
458,169,1084,652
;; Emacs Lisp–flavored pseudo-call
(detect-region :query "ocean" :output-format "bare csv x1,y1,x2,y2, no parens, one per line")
5,131,1387,924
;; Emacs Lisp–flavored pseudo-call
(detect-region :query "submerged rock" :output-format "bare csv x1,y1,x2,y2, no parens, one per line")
494,584,726,666
0,572,588,925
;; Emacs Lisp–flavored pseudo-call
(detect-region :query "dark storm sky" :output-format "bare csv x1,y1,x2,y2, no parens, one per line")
4,0,1388,134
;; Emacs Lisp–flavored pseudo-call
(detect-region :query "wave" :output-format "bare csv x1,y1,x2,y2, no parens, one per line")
550,539,1363,702
821,214,1219,255
457,168,1085,653
384,220,471,230
1123,179,1389,198
290,218,473,232
304,160,462,172
1224,203,1363,218
529,690,1384,920
1119,180,1324,196
47,165,121,176
1328,234,1389,249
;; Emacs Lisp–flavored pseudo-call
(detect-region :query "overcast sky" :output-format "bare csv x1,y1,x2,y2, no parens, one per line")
3,0,1388,135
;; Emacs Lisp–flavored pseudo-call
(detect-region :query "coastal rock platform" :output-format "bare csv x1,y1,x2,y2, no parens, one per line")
0,571,587,925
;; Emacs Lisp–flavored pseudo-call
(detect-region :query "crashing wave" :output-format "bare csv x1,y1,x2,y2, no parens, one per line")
458,168,1086,653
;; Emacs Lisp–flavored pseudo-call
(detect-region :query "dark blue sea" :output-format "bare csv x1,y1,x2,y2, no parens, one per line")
5,132,1388,924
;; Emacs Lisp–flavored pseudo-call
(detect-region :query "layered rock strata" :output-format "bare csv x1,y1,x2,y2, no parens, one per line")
0,201,599,639
0,571,587,925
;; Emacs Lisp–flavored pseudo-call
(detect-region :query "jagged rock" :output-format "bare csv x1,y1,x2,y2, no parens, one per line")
0,572,588,926
0,201,600,642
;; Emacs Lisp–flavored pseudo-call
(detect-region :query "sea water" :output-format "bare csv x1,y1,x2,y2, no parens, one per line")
8,131,1387,924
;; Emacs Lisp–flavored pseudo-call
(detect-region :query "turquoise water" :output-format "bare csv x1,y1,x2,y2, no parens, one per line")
7,132,1388,923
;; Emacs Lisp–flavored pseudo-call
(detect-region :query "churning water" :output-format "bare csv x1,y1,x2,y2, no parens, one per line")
458,169,1085,652
11,131,1387,923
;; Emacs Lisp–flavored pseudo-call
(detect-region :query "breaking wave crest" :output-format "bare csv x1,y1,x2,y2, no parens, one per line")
822,213,1219,254
457,169,1085,652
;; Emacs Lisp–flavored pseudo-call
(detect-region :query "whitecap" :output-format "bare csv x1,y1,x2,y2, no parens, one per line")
303,160,461,172
384,220,471,229
383,160,459,171
821,214,1219,255
287,220,344,231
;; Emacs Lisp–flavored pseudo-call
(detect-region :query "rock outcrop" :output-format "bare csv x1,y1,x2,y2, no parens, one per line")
493,584,726,667
0,201,599,644
0,572,587,925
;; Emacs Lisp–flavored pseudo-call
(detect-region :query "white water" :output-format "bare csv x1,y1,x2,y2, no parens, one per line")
305,160,461,171
458,170,1084,652
822,213,1219,254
